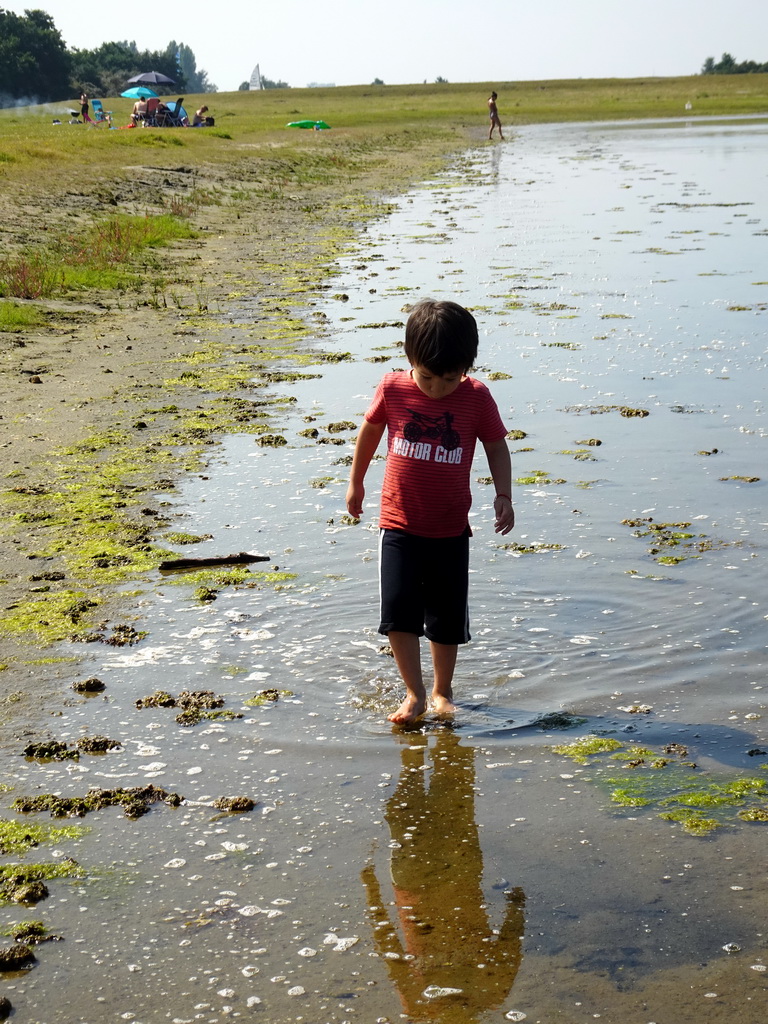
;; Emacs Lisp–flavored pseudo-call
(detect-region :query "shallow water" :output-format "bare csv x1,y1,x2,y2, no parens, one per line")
4,117,768,1022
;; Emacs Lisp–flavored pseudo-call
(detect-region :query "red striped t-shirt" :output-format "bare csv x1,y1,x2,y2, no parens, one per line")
365,371,508,538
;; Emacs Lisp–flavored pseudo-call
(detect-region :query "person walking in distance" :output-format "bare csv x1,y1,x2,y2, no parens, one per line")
488,91,503,140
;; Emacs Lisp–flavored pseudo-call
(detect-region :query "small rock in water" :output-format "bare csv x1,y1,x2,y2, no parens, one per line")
423,985,463,999
324,935,359,952
0,944,35,970
72,677,106,694
238,905,262,916
213,796,255,812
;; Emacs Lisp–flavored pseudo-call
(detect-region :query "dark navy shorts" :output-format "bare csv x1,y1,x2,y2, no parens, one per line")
378,527,471,645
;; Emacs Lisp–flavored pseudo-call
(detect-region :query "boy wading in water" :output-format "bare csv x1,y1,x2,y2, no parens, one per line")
346,300,514,725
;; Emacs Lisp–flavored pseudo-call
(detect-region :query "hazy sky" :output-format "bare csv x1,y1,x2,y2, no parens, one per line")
13,0,768,93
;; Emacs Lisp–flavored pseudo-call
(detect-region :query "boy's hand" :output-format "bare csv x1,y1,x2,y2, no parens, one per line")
346,482,364,519
493,495,515,535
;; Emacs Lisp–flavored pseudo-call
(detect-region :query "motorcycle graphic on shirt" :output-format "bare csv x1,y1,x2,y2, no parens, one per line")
402,409,461,452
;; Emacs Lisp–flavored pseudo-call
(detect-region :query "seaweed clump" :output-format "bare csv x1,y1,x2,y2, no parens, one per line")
0,816,88,855
76,735,122,754
254,433,287,447
499,541,564,554
136,689,243,726
71,677,105,694
0,944,35,971
621,516,734,565
212,796,256,813
5,921,61,944
244,688,294,707
532,712,587,730
103,624,147,646
12,785,183,820
22,736,121,760
135,690,176,709
552,736,623,763
23,740,76,762
552,735,768,836
564,404,649,418
0,860,83,905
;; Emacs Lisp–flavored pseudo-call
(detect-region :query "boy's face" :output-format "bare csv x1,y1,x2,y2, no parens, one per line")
410,364,465,400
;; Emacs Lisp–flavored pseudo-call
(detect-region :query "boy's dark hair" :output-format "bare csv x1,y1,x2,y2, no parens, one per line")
404,300,478,375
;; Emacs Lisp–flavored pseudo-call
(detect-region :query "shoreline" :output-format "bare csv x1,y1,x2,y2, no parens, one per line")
0,124,480,732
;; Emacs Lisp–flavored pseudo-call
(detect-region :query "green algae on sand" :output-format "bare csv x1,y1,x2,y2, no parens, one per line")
244,688,294,707
0,817,89,856
0,860,83,905
553,736,768,836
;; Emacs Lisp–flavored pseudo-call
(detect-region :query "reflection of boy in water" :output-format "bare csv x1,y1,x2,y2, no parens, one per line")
346,300,514,725
362,733,525,1021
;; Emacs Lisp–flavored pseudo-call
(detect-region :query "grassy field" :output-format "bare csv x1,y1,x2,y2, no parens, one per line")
1,75,767,190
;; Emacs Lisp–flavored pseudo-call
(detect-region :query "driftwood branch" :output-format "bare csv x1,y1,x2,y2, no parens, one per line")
158,552,270,571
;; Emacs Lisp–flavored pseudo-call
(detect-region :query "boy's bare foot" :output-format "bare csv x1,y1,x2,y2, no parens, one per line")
388,695,427,725
431,694,457,716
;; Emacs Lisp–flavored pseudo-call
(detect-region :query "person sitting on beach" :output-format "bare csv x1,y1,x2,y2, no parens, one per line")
192,105,209,127
132,98,148,124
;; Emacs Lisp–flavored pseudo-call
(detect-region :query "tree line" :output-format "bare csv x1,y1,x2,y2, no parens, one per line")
0,7,216,107
702,53,768,74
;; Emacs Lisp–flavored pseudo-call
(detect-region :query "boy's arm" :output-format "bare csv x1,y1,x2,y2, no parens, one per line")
483,437,515,535
346,418,385,519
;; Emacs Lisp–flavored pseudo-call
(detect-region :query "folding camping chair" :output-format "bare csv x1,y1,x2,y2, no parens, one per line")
142,97,161,126
91,99,112,124
157,98,186,127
